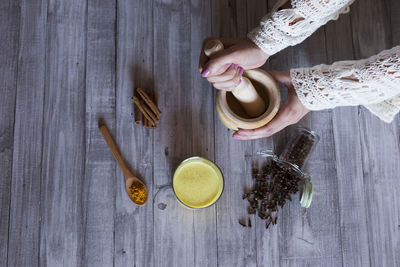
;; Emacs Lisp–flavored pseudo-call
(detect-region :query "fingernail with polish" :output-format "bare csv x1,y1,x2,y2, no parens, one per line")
237,78,242,86
239,68,244,76
201,69,210,77
234,64,239,69
226,63,232,68
232,135,241,140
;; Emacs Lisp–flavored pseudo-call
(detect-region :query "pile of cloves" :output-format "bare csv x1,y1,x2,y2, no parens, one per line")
241,159,304,230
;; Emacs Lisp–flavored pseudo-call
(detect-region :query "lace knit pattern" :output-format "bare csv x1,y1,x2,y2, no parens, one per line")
364,95,400,123
248,0,354,56
291,46,400,122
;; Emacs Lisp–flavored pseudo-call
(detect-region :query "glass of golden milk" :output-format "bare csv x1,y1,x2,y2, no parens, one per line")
173,157,224,209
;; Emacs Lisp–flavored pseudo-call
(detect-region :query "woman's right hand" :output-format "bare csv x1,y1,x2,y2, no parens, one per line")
199,37,269,91
232,70,310,140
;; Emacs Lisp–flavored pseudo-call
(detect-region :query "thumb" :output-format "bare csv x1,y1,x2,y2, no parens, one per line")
203,48,237,77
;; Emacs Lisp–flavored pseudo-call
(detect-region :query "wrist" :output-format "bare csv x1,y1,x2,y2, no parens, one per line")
247,37,269,60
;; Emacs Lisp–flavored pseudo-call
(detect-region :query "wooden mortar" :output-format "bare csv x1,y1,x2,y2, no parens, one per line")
215,68,280,131
204,39,266,118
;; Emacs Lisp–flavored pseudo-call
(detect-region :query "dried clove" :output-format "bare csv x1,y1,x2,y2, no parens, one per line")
242,159,304,230
239,218,247,227
247,206,256,215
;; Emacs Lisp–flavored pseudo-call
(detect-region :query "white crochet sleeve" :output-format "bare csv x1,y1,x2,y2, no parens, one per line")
364,95,400,123
248,0,355,56
290,46,400,123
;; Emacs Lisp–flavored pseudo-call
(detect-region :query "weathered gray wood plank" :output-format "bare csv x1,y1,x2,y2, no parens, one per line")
153,0,195,266
39,1,87,266
246,0,267,33
351,0,400,266
265,2,342,267
325,8,370,267
7,1,46,266
264,73,294,267
390,0,400,46
282,111,341,267
271,17,343,267
0,0,20,266
388,2,400,264
114,0,154,266
190,0,218,266
211,1,257,266
2,0,400,266
246,1,281,267
82,0,116,266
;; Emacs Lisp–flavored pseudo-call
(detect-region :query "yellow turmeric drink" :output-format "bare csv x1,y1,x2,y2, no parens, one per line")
173,157,224,209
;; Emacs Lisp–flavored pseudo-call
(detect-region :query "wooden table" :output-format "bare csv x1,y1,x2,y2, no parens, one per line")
1,0,399,266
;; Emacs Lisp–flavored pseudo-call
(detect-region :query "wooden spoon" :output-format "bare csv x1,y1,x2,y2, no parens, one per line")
98,120,148,206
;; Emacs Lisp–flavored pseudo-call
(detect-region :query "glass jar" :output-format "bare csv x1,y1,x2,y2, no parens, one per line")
275,158,313,209
279,125,320,169
257,126,319,208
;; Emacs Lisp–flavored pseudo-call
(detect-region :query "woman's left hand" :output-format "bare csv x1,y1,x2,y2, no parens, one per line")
199,37,269,91
232,70,310,140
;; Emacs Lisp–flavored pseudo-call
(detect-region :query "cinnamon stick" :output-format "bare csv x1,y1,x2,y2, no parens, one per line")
143,93,158,129
137,88,162,117
134,90,141,124
143,120,152,128
142,114,148,127
154,92,158,107
143,104,150,128
131,96,156,126
144,93,154,128
140,99,159,124
142,94,149,127
151,93,158,128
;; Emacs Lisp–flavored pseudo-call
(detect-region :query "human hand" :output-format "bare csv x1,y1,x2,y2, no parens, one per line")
232,70,310,140
199,37,269,91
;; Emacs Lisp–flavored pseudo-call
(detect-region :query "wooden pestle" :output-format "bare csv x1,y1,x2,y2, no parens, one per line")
203,39,266,118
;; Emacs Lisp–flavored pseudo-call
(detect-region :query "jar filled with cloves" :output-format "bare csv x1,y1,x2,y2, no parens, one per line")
280,125,320,169
256,151,313,210
256,125,319,209
242,125,319,230
242,158,308,230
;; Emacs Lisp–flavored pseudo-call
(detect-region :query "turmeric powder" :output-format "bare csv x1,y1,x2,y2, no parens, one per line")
129,182,147,204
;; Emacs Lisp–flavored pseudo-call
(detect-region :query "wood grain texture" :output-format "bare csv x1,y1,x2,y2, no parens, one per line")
153,0,196,266
190,0,218,266
1,0,400,266
283,112,341,267
285,99,343,257
115,0,154,266
246,0,267,33
39,1,87,266
7,1,46,267
390,0,400,46
0,0,20,266
272,9,343,267
351,1,400,266
82,0,116,266
326,8,371,267
247,2,280,267
212,1,257,266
